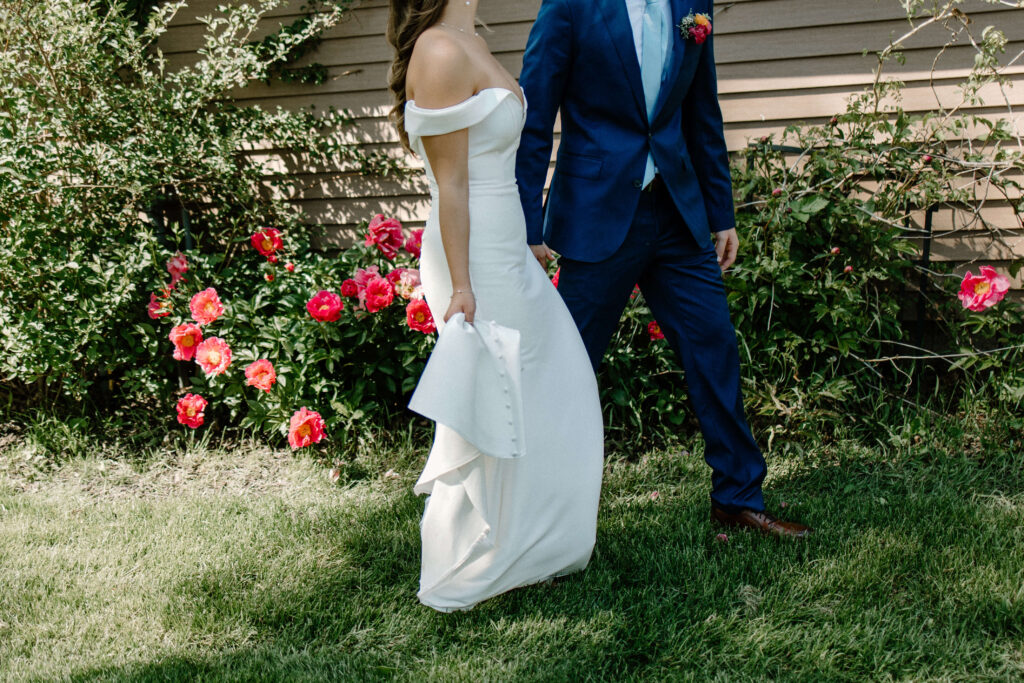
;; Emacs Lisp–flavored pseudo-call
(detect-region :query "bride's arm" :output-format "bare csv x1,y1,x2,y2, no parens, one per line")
409,34,477,323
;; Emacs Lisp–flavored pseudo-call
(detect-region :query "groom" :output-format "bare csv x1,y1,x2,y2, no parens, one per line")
515,0,810,537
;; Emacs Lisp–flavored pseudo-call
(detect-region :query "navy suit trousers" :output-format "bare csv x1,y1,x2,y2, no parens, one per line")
556,180,768,512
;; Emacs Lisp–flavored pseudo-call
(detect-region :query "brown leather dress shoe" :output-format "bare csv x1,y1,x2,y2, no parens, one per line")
711,505,812,538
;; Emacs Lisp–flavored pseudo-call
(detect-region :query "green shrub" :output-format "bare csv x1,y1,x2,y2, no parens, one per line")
599,4,1024,448
0,0,395,405
1,0,1021,453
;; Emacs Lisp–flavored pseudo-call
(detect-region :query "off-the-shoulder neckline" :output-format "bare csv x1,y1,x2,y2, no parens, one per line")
407,86,525,113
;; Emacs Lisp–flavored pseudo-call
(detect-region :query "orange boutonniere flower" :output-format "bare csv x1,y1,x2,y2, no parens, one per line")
679,11,712,44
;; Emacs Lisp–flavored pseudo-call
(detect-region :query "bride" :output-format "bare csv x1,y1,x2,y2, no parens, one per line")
386,0,604,611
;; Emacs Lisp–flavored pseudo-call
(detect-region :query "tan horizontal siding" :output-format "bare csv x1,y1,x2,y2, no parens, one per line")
161,0,1024,287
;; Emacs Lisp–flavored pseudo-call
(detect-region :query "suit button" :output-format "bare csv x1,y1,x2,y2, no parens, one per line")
648,132,653,139
633,179,642,188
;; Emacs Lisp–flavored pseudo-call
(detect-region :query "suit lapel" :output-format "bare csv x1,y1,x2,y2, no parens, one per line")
652,0,689,121
596,0,646,122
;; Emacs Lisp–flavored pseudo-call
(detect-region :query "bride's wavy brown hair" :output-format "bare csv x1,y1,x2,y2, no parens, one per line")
387,0,449,151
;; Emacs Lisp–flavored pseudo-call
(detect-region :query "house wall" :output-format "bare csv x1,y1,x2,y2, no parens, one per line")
160,0,1024,288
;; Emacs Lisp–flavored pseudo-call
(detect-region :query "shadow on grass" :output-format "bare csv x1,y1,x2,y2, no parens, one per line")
61,445,1024,682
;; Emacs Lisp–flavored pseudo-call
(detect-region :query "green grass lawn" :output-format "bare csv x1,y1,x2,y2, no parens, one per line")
1,408,1022,681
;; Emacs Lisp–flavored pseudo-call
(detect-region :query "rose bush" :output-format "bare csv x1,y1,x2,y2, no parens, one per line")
139,215,436,449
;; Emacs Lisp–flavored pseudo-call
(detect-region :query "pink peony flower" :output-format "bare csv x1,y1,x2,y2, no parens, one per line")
830,247,840,255
195,336,232,376
958,266,1010,312
648,321,665,341
307,290,343,322
552,267,561,288
388,268,422,300
189,288,224,326
351,265,381,309
168,323,203,361
405,228,424,259
285,262,295,272
844,265,854,274
167,253,188,286
176,393,208,429
244,359,276,393
265,273,274,282
716,533,728,543
147,292,171,319
364,214,404,260
353,265,380,288
251,228,283,259
340,279,359,298
771,188,782,197
386,268,407,286
364,276,395,313
406,299,436,334
288,407,326,449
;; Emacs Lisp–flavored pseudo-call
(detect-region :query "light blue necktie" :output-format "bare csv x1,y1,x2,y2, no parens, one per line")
640,0,665,188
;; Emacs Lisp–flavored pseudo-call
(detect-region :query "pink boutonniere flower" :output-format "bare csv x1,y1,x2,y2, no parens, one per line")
679,11,712,44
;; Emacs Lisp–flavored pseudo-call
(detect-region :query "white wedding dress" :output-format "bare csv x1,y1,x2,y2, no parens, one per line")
405,87,604,612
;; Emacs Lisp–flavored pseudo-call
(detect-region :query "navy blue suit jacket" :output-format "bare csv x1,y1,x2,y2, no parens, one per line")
515,0,735,262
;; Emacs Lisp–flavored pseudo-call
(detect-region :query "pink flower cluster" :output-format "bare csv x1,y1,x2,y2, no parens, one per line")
365,214,423,262
337,264,432,328
154,214,434,446
156,253,307,444
147,252,191,319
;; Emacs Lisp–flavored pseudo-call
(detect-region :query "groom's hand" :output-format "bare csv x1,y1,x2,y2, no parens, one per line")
714,228,739,273
530,242,555,268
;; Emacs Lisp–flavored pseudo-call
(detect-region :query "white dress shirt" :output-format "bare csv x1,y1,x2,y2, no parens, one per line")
624,0,673,73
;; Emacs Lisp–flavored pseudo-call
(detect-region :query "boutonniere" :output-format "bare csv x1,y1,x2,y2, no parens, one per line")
678,11,712,44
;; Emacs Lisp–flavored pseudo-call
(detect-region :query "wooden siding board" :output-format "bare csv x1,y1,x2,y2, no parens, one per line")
162,0,1024,276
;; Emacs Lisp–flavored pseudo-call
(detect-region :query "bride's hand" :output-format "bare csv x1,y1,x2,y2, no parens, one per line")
444,290,476,324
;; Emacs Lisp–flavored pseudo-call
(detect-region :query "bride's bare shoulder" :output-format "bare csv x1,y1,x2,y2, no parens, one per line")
407,29,476,108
